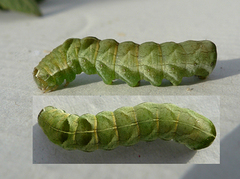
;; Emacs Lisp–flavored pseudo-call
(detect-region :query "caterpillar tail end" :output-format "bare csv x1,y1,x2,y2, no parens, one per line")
187,121,216,150
33,68,58,92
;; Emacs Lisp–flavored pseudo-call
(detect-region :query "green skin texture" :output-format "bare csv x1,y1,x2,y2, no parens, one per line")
38,102,216,152
33,36,217,92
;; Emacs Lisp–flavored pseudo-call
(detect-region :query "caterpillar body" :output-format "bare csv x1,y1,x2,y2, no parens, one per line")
38,102,216,152
33,37,217,92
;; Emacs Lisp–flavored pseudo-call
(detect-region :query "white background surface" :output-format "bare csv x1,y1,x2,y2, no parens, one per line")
1,0,240,178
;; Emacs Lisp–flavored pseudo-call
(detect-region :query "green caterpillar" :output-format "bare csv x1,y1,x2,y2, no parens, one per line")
33,36,217,92
38,102,216,152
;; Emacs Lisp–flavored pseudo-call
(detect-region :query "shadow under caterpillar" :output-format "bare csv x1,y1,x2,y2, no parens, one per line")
33,37,217,92
38,102,216,152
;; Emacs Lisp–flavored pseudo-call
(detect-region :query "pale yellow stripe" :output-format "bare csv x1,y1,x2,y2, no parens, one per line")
94,115,99,149
111,112,119,145
113,43,118,78
94,40,100,65
132,107,140,139
174,113,180,134
43,66,53,76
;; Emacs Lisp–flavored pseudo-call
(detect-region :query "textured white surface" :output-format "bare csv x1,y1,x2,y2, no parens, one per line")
0,0,240,178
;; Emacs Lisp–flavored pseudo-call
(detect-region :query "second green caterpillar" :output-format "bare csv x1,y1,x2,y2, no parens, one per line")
38,102,216,152
33,37,217,92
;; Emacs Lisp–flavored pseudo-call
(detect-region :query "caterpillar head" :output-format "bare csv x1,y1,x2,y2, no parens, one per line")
33,68,58,92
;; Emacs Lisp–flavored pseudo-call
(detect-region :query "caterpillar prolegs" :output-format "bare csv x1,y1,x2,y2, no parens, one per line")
33,37,217,92
38,102,216,152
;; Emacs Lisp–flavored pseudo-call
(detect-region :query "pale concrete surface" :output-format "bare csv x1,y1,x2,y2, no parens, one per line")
0,0,239,178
